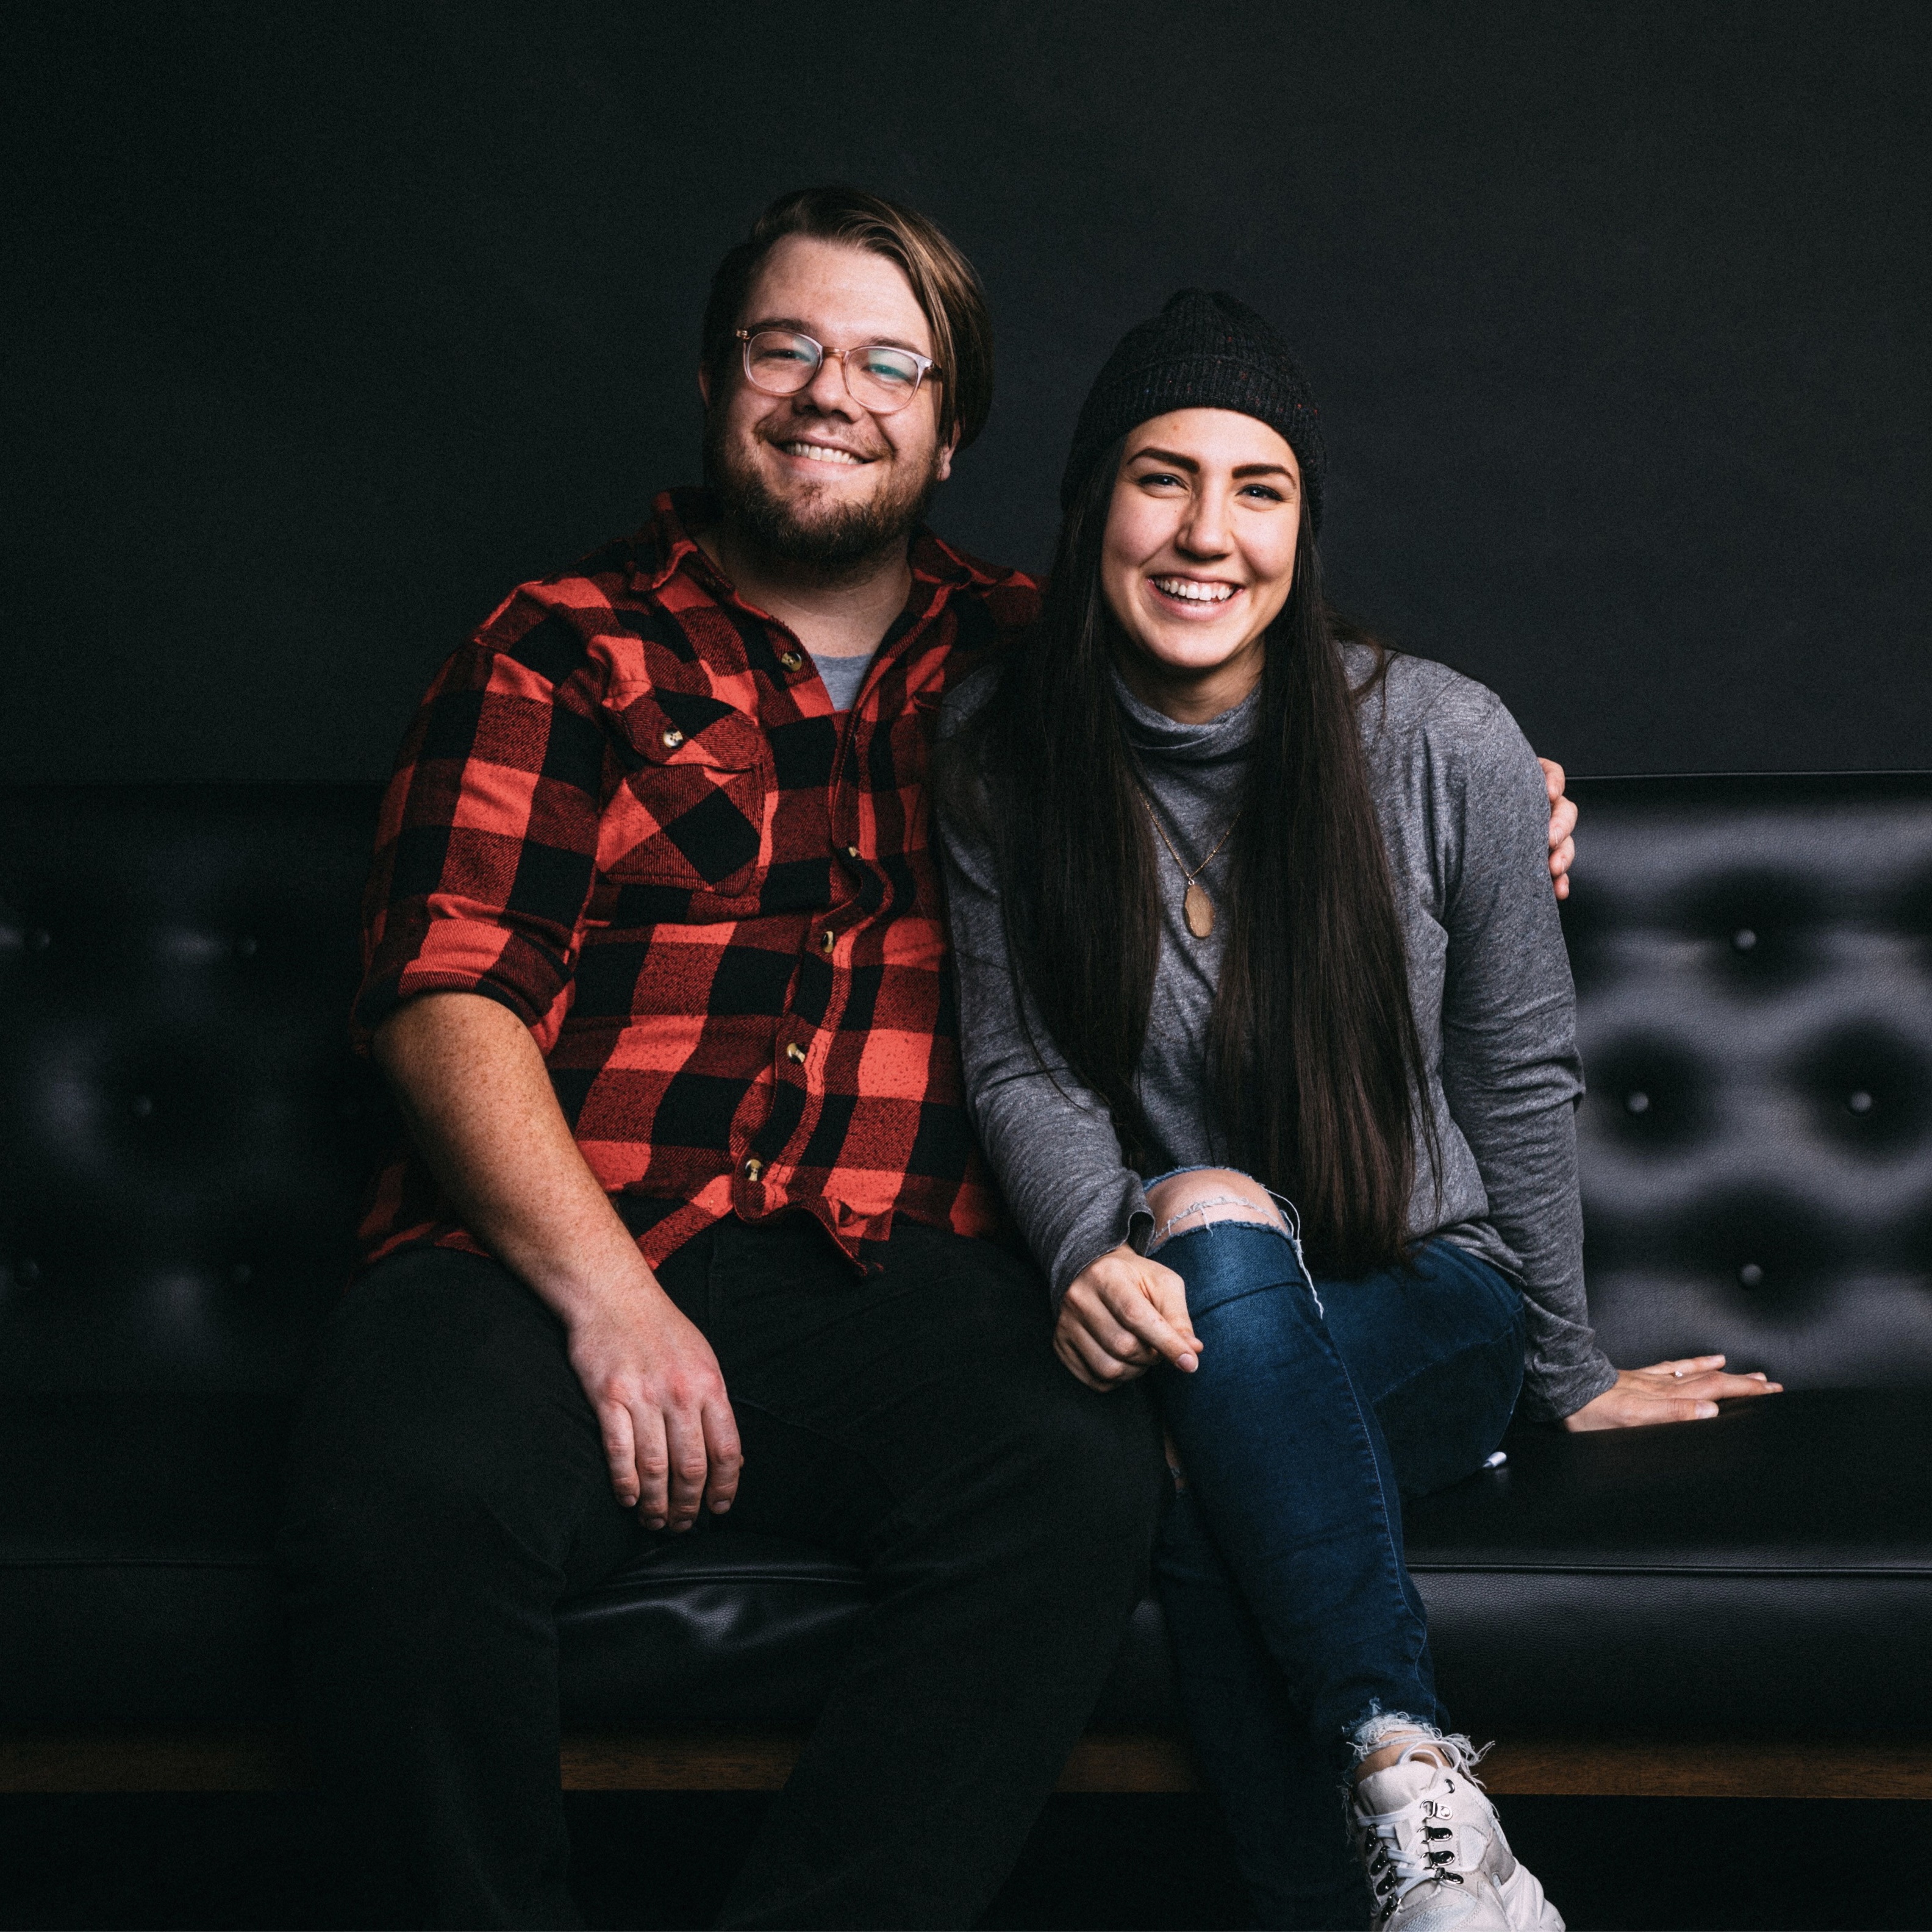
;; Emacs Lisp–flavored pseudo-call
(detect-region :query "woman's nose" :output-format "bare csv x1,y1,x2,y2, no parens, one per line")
1177,493,1231,556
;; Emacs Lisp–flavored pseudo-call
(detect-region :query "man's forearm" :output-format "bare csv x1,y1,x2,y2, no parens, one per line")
372,990,742,1528
371,991,660,1320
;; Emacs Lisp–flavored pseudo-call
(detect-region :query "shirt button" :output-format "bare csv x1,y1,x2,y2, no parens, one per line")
821,930,835,954
744,1156,763,1181
785,1042,807,1064
846,845,861,860
660,728,684,749
779,650,804,671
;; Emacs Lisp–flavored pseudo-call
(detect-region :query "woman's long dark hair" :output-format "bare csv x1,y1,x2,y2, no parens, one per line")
942,440,1437,1275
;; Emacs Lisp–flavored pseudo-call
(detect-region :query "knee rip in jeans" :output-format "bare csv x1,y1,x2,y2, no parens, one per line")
1144,1169,1290,1254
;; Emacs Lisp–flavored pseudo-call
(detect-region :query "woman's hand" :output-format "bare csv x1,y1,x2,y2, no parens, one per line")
1561,1354,1783,1430
1539,757,1578,901
1055,1246,1203,1392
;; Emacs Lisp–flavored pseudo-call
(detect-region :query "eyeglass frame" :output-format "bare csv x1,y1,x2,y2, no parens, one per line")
732,327,943,415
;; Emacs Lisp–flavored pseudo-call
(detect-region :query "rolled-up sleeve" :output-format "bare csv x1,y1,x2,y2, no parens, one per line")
353,609,610,1055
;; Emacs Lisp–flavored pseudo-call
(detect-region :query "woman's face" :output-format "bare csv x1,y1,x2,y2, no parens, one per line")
1100,408,1303,723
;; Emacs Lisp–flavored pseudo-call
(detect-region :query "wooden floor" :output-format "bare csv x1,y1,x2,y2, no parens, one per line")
2,1726,1928,1799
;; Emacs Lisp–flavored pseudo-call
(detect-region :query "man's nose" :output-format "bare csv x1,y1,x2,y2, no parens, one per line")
798,352,860,418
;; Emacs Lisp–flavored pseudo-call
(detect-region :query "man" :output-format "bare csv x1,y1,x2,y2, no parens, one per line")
282,184,1579,1930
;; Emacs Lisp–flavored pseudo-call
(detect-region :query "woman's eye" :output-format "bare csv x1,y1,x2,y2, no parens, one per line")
1239,484,1286,502
1137,471,1184,488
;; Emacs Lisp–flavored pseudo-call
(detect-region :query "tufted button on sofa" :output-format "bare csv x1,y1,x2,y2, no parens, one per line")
2,777,1930,1798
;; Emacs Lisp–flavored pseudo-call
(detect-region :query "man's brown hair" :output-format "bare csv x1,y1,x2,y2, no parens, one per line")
702,185,995,453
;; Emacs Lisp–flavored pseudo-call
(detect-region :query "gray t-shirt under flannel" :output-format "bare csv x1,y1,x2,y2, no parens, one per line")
937,647,1617,1422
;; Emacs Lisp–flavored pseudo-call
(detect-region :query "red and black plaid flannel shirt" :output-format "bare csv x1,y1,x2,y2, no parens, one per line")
353,489,1040,1275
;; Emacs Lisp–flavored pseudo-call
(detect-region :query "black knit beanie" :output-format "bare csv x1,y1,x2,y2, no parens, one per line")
1059,288,1326,535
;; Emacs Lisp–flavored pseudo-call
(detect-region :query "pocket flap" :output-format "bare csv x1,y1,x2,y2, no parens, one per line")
608,684,764,772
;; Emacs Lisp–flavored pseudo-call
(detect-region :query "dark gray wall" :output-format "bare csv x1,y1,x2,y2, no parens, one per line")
7,1,1928,782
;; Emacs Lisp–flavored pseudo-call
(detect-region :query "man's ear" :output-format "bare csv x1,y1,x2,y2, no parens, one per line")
936,430,958,484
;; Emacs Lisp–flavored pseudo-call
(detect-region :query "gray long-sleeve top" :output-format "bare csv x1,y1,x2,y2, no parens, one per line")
936,646,1618,1422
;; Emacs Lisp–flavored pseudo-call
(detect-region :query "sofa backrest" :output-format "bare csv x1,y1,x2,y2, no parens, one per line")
0,786,390,1392
1564,774,1932,1387
3,777,1930,1395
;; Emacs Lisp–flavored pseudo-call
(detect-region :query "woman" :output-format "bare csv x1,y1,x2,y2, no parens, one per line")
936,292,1780,1931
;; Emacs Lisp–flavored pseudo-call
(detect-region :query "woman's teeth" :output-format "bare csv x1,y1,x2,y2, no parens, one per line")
1154,578,1236,603
782,442,864,465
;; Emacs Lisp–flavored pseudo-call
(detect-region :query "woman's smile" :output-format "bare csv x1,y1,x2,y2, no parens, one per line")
1147,573,1243,615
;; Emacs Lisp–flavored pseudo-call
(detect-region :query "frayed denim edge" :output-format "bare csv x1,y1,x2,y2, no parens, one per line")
1148,1194,1278,1251
1345,1705,1493,1777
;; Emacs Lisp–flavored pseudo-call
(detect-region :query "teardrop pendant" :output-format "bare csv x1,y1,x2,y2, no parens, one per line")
1184,880,1215,939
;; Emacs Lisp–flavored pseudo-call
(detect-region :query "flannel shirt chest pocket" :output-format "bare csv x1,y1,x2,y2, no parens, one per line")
604,684,771,897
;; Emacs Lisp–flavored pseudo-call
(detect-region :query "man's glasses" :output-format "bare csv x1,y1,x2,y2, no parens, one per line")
735,329,940,416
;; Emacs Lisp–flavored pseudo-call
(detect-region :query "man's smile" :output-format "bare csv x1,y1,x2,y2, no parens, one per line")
772,437,875,468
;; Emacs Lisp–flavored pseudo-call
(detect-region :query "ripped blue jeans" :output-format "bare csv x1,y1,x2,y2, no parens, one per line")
1151,1182,1523,1930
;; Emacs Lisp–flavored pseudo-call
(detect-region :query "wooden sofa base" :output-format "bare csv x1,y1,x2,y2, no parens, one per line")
2,1728,1929,1799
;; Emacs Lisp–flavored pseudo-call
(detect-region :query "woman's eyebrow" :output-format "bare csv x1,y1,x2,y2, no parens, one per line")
1127,448,1295,482
1128,446,1200,471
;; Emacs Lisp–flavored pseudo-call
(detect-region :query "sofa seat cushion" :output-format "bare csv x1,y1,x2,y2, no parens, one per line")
555,1539,1179,1727
6,1388,1928,1737
1405,1387,1932,1736
562,1390,1932,1735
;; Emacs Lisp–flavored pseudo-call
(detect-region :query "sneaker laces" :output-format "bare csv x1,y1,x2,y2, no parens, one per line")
1357,1733,1492,1922
1364,1810,1461,1919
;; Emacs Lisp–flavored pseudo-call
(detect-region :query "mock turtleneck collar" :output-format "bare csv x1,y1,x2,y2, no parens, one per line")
1111,668,1260,764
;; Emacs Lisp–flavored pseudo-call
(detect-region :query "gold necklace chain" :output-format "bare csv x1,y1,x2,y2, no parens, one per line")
1138,790,1239,939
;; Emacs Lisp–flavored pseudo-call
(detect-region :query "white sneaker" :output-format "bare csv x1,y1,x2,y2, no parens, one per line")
1349,1736,1562,1931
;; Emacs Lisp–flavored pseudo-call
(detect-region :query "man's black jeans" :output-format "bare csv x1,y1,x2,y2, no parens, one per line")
280,1212,1164,1930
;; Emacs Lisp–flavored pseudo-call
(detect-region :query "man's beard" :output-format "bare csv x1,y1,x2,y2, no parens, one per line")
704,412,942,576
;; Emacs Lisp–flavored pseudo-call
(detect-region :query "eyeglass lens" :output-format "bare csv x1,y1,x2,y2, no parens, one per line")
743,331,925,413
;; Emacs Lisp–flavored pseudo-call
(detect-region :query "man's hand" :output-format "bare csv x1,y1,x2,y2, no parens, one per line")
566,1289,742,1530
1539,757,1578,901
1561,1354,1783,1430
1055,1245,1203,1390
373,992,745,1529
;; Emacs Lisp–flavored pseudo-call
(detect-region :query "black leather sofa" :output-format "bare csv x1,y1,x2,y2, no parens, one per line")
4,776,1931,1801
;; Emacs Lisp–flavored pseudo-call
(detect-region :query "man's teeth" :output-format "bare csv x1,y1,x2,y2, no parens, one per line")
1154,578,1236,603
782,443,864,465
